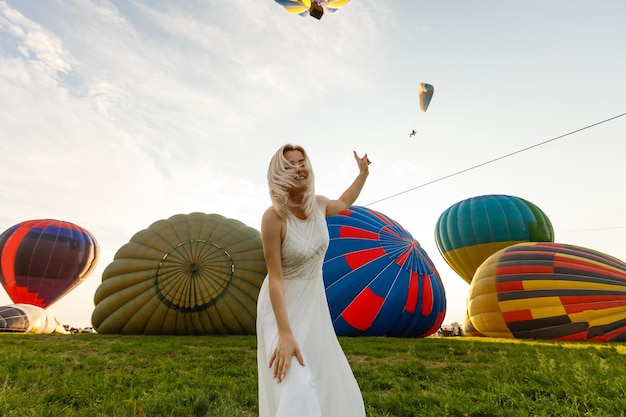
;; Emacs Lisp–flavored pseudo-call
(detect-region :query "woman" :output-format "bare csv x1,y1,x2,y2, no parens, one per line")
257,144,370,417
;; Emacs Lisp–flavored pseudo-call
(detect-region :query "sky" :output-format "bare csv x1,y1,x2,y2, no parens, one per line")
1,0,625,329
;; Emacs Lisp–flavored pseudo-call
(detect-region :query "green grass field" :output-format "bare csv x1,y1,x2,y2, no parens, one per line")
1,334,625,416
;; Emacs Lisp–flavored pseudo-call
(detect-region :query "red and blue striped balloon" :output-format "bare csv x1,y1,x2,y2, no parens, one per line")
323,206,446,337
0,219,99,308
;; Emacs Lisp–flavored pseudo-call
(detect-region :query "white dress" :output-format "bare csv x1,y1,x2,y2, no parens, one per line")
257,197,366,417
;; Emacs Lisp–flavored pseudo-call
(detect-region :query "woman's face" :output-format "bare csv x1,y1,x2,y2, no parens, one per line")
283,149,309,191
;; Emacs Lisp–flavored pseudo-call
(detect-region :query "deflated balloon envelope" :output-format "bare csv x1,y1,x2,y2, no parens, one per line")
91,213,267,335
467,242,626,342
0,303,66,334
0,219,99,308
434,194,554,285
323,206,446,337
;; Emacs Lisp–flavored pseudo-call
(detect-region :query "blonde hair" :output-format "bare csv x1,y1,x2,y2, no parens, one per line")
267,144,316,218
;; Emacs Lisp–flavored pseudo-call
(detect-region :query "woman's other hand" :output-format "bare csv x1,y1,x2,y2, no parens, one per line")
269,333,305,383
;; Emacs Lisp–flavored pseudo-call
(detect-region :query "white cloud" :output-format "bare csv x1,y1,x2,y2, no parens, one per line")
0,0,73,75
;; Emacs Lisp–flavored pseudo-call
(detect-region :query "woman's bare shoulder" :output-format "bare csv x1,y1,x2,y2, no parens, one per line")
262,206,282,224
315,195,329,206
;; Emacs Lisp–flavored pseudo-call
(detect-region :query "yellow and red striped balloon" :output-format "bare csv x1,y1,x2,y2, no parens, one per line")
467,242,626,342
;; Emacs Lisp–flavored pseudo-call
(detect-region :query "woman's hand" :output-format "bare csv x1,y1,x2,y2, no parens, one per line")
269,333,305,383
353,151,371,176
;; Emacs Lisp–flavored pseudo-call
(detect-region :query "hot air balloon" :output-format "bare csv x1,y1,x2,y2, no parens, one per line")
274,0,350,20
91,213,267,335
419,82,434,112
323,206,446,337
0,219,99,308
467,242,626,342
462,308,483,337
434,194,554,285
0,303,67,333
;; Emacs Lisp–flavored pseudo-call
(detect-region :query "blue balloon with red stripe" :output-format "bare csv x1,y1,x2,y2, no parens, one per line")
323,206,446,337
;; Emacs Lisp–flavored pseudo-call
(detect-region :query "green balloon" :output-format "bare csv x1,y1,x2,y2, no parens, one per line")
92,213,267,335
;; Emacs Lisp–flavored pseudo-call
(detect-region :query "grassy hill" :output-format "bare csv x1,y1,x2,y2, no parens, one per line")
1,334,624,416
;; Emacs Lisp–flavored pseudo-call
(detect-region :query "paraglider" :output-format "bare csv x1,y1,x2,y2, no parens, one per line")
0,219,99,308
323,206,446,337
274,0,350,20
419,82,434,112
467,242,626,342
91,213,267,335
410,82,434,137
434,194,554,285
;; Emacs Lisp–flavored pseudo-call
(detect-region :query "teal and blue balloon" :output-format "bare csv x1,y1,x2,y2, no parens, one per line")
434,194,554,284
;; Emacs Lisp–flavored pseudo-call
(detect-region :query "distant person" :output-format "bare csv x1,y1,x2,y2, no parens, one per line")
256,144,370,416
